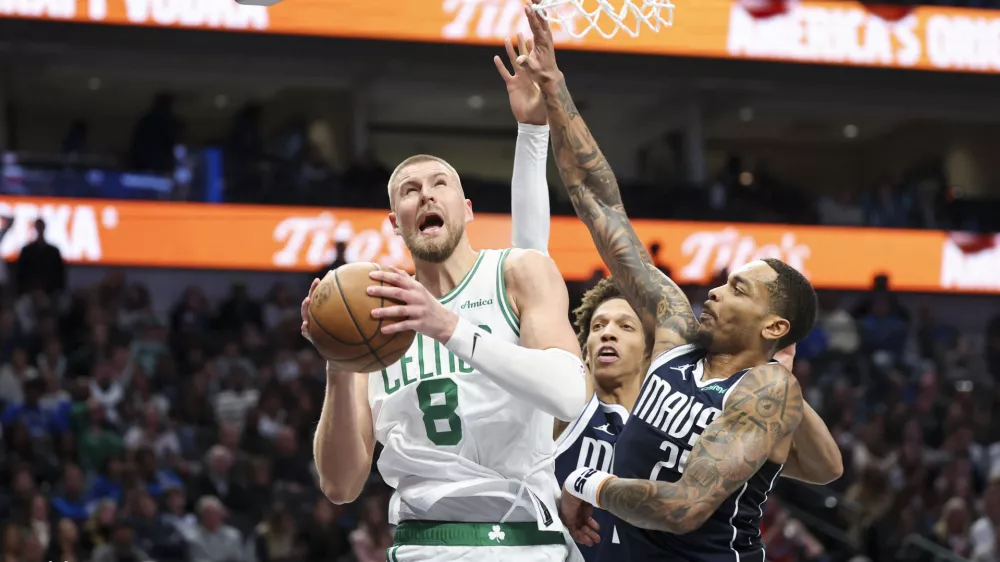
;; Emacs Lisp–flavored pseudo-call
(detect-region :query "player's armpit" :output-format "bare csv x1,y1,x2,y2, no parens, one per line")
596,363,804,534
539,76,695,357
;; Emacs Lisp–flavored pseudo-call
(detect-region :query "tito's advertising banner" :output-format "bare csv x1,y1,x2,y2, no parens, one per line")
3,0,1000,74
1,197,997,293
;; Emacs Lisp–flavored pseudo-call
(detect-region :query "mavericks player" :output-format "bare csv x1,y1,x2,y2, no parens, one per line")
308,36,588,562
555,278,645,562
517,6,838,562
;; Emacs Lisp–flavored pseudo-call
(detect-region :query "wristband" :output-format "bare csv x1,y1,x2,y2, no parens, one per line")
565,467,616,509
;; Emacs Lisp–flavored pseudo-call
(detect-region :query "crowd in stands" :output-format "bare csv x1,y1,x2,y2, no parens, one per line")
0,216,996,561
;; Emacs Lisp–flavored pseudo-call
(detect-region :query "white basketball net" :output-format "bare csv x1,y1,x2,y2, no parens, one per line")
531,0,674,39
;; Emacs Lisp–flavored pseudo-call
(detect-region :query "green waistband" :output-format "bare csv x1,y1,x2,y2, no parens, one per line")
392,521,564,547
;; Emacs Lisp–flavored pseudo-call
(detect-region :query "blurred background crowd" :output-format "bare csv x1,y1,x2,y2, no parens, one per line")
2,0,1000,561
0,218,997,562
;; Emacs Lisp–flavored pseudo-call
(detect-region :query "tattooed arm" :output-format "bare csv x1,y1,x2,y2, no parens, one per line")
516,4,695,357
596,364,803,534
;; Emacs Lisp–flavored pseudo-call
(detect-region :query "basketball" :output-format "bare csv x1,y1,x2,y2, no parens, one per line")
307,262,416,373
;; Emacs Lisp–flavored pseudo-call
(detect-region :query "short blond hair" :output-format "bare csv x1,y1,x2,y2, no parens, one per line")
387,154,462,208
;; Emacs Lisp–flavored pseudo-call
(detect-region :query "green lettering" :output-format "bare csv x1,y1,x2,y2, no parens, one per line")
400,355,417,386
417,334,434,379
479,324,492,334
382,369,400,395
433,340,443,375
448,349,456,374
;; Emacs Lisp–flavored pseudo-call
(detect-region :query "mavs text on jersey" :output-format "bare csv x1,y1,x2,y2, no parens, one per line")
608,344,783,562
555,395,628,562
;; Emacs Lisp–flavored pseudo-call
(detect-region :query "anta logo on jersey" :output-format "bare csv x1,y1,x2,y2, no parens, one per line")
577,437,614,473
634,376,721,477
460,298,494,310
381,326,493,394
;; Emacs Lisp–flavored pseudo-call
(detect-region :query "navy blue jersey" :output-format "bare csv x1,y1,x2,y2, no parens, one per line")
606,344,783,562
555,395,628,562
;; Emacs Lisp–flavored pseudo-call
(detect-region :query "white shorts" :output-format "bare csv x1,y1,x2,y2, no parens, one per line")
387,521,574,562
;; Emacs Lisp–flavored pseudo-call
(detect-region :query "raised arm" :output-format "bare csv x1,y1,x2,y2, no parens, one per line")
517,5,695,357
566,363,803,535
495,34,552,254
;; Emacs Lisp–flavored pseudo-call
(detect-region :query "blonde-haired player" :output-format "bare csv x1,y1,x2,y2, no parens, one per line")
308,36,589,562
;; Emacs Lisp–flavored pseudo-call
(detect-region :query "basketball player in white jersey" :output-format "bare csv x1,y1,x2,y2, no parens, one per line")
307,35,589,562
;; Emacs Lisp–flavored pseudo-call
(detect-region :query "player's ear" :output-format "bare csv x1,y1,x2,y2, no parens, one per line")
388,212,402,235
760,315,790,344
464,199,474,223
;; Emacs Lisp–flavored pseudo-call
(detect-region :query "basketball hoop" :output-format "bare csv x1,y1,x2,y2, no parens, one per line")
530,0,675,39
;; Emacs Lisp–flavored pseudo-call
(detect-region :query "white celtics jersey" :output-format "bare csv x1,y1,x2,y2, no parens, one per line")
369,249,562,530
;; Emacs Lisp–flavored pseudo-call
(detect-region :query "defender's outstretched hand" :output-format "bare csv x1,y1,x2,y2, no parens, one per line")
495,33,546,125
516,0,561,85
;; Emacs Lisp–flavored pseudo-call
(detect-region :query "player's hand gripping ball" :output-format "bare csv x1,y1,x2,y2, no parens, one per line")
302,263,416,373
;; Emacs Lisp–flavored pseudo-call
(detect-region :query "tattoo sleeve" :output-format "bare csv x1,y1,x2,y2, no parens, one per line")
597,364,804,534
541,75,696,350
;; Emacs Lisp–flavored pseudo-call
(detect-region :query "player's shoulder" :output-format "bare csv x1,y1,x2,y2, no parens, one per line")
503,247,553,269
502,248,562,287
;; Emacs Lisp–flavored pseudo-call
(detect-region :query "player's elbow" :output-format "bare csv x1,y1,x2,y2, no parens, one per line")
818,453,845,484
318,476,364,505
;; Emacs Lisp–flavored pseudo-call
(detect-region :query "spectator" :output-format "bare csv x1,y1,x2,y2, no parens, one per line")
272,425,313,493
349,495,395,562
302,496,351,561
187,495,245,562
14,219,66,296
51,463,89,523
78,399,125,474
123,402,181,463
935,497,972,557
129,93,180,173
215,282,262,334
1,524,22,562
19,532,44,562
0,345,37,404
45,518,83,562
91,519,150,562
130,489,187,560
194,445,245,512
2,374,64,440
160,485,197,539
263,283,300,332
81,498,117,554
26,493,53,551
214,367,259,431
254,503,299,562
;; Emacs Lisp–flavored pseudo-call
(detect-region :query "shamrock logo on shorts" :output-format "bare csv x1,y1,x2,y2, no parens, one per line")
488,525,506,543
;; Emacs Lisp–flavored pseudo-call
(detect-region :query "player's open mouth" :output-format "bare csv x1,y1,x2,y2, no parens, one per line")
418,212,445,234
596,345,619,364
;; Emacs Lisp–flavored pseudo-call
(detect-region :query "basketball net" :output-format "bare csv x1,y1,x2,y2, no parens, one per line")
530,0,675,39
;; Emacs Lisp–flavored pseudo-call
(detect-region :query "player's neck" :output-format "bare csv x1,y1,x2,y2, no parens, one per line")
595,376,642,411
702,349,771,381
413,243,480,299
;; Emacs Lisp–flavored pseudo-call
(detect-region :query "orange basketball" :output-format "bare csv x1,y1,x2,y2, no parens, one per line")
307,262,416,373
